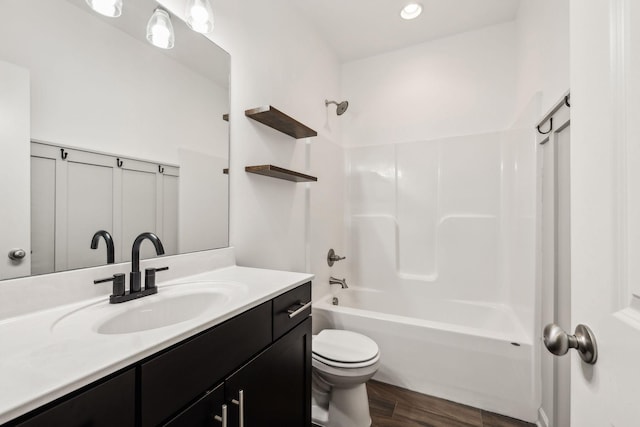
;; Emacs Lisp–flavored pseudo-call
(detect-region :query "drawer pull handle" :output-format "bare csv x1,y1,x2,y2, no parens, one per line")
232,390,244,427
287,301,312,318
213,404,227,427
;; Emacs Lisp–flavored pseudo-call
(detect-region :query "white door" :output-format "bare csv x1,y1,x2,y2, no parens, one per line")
567,1,640,425
0,61,30,279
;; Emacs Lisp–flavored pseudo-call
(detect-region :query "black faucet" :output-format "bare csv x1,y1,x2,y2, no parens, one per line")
90,230,115,264
130,232,165,293
93,232,168,304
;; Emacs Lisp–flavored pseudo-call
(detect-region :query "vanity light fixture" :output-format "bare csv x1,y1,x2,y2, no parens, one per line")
85,0,123,18
146,8,175,49
185,0,214,34
400,3,423,20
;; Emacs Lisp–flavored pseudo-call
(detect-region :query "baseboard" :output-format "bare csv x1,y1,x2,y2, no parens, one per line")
537,407,550,427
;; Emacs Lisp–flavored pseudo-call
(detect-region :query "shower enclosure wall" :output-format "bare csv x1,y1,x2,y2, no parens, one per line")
315,119,538,421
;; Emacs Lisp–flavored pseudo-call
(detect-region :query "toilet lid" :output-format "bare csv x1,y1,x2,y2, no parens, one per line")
312,329,379,364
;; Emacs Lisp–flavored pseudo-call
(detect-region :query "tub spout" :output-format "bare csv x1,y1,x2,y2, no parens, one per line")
329,277,348,289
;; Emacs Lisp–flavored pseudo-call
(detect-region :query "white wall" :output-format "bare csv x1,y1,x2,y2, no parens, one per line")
341,22,518,147
160,0,346,297
514,0,570,120
340,22,532,303
0,0,228,164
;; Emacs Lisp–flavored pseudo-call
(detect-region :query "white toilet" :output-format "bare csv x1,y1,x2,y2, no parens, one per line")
311,329,380,427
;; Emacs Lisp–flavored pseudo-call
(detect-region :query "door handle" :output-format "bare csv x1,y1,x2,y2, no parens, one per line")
231,390,244,427
213,404,227,427
543,323,598,364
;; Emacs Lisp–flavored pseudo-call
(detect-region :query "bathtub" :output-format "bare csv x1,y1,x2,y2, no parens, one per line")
312,288,537,422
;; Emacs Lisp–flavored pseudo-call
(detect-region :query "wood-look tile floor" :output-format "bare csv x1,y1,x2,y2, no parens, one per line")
366,380,535,427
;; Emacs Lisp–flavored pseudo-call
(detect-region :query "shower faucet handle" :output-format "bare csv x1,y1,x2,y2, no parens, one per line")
327,248,346,266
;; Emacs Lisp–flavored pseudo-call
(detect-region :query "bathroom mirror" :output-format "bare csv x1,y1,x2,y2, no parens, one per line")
0,0,230,280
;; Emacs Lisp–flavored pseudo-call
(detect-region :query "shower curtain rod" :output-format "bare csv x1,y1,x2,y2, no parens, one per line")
536,90,570,135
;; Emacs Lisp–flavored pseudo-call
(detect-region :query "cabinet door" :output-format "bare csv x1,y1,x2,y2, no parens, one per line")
15,369,135,427
225,317,312,427
141,302,272,427
164,383,226,427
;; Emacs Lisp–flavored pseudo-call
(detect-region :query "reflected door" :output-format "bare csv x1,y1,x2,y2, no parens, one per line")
0,61,30,279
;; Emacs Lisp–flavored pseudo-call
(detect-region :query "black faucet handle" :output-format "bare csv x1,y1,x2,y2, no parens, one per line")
144,266,169,290
94,273,126,297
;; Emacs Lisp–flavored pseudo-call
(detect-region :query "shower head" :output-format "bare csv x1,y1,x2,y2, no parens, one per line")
325,99,349,115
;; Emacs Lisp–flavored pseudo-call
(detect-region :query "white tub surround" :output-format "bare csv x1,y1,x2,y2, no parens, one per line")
313,289,536,422
0,248,313,424
341,123,538,423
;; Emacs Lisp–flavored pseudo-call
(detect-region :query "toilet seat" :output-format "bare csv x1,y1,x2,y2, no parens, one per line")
312,329,379,369
313,352,380,369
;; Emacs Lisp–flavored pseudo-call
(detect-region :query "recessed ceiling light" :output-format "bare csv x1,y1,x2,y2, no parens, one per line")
400,3,423,20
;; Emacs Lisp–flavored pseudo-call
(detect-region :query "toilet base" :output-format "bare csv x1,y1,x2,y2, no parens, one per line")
312,383,372,427
311,402,329,426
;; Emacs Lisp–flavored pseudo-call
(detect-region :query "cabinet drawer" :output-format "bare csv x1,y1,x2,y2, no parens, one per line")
141,302,272,427
163,383,225,427
273,282,311,340
16,369,135,427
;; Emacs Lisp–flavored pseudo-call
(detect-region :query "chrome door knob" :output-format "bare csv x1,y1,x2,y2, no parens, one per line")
543,323,598,365
8,249,26,261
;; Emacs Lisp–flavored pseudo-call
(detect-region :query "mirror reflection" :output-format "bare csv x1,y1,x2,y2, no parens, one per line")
0,0,230,280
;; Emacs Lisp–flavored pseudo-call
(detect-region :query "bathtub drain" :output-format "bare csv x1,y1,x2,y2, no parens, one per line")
332,297,339,306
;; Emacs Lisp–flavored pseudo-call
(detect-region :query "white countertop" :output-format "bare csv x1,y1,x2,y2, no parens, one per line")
0,264,313,424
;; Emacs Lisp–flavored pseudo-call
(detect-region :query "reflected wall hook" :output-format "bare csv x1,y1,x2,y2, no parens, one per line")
60,148,68,160
537,117,553,135
564,95,571,107
159,165,164,174
117,158,123,168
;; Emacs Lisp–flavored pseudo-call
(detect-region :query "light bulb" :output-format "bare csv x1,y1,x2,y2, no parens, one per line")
85,0,122,18
146,8,175,49
185,0,214,34
400,3,423,20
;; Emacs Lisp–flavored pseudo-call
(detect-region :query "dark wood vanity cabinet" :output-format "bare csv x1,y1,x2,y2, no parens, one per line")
4,282,312,427
141,302,273,426
14,369,136,427
166,318,311,427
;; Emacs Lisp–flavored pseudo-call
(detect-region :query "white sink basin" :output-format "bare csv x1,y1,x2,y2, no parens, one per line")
97,292,228,334
52,281,248,335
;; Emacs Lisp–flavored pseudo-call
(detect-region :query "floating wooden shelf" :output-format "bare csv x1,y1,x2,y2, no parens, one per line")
245,105,317,139
245,165,317,183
